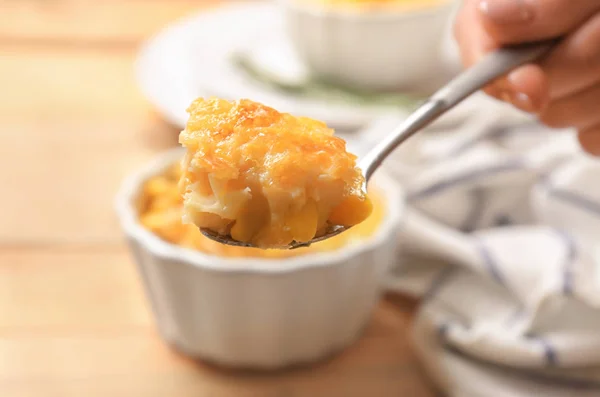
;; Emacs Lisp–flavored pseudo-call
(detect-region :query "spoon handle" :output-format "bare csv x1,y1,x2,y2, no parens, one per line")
360,41,555,181
431,41,554,107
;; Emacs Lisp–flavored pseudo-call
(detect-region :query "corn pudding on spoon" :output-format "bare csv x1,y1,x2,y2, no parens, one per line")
190,42,552,250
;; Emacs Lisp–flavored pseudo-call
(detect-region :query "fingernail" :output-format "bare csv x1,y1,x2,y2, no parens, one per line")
511,92,535,112
499,89,535,112
478,0,533,24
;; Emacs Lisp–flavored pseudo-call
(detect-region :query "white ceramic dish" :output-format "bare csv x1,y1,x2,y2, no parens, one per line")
115,148,405,369
135,1,477,132
281,0,456,92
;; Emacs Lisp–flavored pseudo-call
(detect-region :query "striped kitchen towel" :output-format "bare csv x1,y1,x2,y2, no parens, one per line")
353,103,600,397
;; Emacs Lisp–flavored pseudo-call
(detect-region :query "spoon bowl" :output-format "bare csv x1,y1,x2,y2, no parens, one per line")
201,224,350,250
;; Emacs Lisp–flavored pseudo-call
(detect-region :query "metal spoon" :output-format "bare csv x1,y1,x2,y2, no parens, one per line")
202,41,554,250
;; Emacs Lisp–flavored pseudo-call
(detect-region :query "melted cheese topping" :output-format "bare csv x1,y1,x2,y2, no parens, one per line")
178,98,372,249
138,162,384,258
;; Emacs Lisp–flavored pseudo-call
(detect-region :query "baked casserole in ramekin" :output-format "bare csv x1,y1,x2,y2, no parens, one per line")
115,147,404,369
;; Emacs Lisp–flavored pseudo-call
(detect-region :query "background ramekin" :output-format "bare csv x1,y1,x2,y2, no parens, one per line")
281,0,456,92
115,148,405,369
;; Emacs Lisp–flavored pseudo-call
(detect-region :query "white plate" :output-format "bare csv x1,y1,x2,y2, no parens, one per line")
136,2,494,131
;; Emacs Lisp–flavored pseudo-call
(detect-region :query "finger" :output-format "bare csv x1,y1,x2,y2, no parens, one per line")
454,0,497,66
478,0,600,45
501,64,549,113
542,11,600,99
454,1,514,97
578,128,600,156
539,84,600,130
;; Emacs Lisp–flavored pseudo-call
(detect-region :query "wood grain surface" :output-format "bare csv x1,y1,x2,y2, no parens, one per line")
0,1,436,396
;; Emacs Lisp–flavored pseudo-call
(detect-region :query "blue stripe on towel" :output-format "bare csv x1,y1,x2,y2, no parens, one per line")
408,160,526,201
494,214,513,227
461,189,486,232
553,229,578,295
527,335,558,367
438,323,450,339
475,239,506,285
546,186,600,218
445,346,600,389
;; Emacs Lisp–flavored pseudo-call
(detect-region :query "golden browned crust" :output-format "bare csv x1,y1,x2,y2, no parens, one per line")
178,98,371,249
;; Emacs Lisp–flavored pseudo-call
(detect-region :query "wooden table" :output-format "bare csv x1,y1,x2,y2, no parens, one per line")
0,1,436,396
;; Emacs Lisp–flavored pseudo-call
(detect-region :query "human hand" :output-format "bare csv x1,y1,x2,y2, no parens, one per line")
454,0,600,155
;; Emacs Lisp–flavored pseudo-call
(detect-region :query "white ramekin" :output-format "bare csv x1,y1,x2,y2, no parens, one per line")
281,0,455,92
115,148,405,369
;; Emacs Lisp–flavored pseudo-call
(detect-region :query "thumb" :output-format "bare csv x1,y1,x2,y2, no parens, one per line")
479,0,600,44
